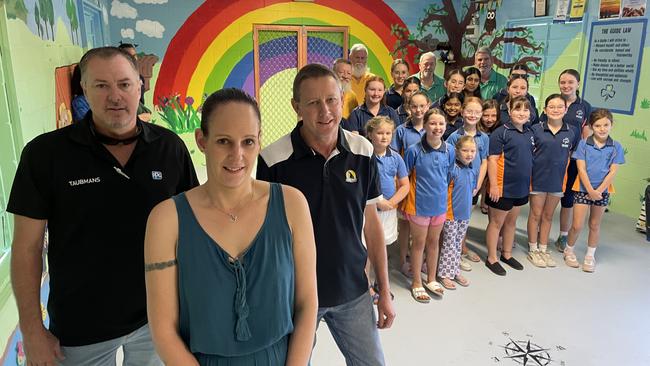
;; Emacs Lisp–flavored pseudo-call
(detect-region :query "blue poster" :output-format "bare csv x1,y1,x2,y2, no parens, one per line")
583,18,647,115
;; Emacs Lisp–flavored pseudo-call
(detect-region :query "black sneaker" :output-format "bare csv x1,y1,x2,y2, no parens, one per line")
500,255,524,270
485,260,506,276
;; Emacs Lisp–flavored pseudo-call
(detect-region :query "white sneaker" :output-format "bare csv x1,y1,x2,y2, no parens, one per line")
542,251,557,267
527,250,546,268
460,257,472,271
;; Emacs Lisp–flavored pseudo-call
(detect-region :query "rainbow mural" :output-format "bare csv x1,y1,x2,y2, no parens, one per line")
154,0,416,105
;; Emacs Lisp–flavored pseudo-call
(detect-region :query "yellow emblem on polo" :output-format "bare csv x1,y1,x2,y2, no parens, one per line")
345,169,357,183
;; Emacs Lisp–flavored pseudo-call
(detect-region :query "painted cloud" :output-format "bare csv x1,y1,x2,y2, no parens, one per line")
110,0,137,19
136,19,165,38
121,28,135,39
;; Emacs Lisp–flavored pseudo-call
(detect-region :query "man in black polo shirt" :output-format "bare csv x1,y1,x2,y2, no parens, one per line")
8,47,197,365
257,64,395,365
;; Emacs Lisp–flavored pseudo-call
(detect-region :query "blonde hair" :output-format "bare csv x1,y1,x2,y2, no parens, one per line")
455,135,476,151
463,96,483,109
365,116,395,137
423,108,445,122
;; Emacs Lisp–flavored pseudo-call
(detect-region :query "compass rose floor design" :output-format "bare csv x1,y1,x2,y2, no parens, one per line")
311,206,650,365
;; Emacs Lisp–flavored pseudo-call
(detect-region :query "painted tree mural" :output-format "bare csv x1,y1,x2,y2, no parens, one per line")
5,0,29,22
391,0,544,78
35,0,55,40
66,0,80,45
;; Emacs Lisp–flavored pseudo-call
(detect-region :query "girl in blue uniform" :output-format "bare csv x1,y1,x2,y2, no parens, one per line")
447,97,489,268
366,116,409,245
392,91,429,277
463,67,482,99
344,76,400,135
431,69,466,108
477,99,501,215
438,136,477,289
441,92,464,140
526,94,580,268
565,109,624,272
498,75,539,126
402,108,454,301
396,77,422,125
485,96,534,276
552,69,593,252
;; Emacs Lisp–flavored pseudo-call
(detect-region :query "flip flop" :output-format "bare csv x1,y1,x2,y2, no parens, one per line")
453,275,470,287
411,287,431,303
464,250,481,262
423,280,444,296
440,278,456,290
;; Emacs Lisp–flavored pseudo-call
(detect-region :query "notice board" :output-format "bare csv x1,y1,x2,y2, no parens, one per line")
583,18,647,114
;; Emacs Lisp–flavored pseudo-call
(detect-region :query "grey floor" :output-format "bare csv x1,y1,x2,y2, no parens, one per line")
311,206,650,366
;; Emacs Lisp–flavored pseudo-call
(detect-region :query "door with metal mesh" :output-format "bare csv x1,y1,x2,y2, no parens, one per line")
254,25,348,147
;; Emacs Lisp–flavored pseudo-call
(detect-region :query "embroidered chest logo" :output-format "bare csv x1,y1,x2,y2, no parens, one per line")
345,169,357,183
576,110,584,119
68,177,101,186
151,171,163,180
561,137,570,148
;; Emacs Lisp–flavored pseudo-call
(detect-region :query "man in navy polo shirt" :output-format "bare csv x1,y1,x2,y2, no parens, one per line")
8,47,197,365
257,64,395,365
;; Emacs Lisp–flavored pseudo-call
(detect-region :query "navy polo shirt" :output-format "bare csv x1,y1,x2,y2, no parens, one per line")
446,161,476,221
7,114,198,346
385,85,403,110
531,122,580,193
489,122,534,198
376,148,408,200
447,128,489,189
443,117,464,141
499,101,539,127
402,136,455,217
396,104,409,125
540,97,592,133
343,103,401,136
391,120,425,156
257,123,381,307
572,136,625,193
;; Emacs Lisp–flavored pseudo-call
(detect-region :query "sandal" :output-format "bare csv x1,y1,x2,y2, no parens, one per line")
411,287,430,303
423,280,444,296
464,250,481,262
453,274,470,287
440,278,456,290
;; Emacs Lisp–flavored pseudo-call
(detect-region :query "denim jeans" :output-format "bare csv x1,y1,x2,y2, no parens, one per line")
59,324,161,366
315,292,385,366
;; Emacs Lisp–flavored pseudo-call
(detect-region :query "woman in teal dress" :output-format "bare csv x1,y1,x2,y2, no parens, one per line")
144,88,318,365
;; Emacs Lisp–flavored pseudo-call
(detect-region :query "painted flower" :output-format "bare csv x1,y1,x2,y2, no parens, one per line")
185,96,194,106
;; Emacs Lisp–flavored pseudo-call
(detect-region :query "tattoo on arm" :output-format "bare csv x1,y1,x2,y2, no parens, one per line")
144,259,178,272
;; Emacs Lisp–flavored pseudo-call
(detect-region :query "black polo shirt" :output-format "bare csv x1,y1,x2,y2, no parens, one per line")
257,123,381,307
7,113,198,346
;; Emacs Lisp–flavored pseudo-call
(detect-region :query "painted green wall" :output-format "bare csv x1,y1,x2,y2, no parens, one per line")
0,4,85,359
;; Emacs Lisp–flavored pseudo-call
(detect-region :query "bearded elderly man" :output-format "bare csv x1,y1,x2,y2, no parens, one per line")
348,43,375,105
8,47,198,365
332,58,359,119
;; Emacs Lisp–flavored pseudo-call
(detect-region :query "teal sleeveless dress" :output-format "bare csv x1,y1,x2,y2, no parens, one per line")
173,183,294,365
